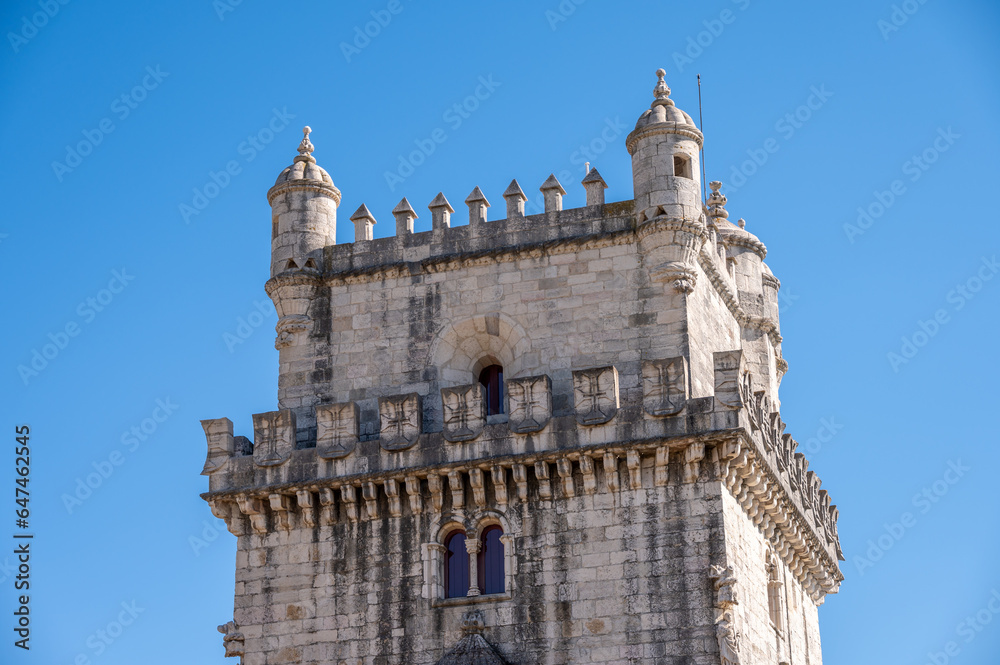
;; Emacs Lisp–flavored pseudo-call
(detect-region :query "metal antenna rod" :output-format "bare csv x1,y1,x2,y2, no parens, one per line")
697,74,707,205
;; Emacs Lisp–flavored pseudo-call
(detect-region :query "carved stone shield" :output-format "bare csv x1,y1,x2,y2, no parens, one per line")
379,393,422,451
506,375,552,433
316,402,358,459
252,410,296,467
573,366,619,425
441,383,485,442
642,356,688,416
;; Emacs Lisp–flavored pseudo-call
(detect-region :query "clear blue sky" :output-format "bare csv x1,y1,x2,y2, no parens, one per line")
2,1,998,663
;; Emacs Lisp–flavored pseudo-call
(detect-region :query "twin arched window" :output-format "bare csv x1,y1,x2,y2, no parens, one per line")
443,525,505,598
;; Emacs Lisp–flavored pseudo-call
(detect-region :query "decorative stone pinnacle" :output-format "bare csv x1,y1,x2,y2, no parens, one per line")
503,179,527,201
298,126,314,155
653,68,673,106
293,126,316,164
738,218,746,229
707,180,729,220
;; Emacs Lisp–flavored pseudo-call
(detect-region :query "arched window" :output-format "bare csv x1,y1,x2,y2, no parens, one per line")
444,531,469,599
478,364,504,416
477,525,505,595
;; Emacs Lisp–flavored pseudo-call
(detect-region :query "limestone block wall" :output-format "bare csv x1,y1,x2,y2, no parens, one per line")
230,460,731,665
721,489,824,665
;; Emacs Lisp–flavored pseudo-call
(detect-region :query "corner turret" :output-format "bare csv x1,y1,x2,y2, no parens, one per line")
626,69,704,224
266,126,341,277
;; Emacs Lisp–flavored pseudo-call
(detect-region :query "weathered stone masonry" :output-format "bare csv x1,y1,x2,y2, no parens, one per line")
201,69,844,665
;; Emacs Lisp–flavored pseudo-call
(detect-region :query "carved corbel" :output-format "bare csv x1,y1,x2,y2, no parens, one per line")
362,482,380,520
405,476,424,515
269,493,292,530
295,490,316,528
341,485,359,522
654,446,670,487
236,496,267,535
491,465,508,507
603,453,620,493
384,479,402,518
318,488,336,526
469,469,487,509
683,442,705,483
534,461,552,500
579,455,598,494
556,458,575,498
428,473,444,512
512,464,528,502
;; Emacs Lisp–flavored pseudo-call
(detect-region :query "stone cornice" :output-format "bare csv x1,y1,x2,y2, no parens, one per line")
626,122,704,153
266,179,342,205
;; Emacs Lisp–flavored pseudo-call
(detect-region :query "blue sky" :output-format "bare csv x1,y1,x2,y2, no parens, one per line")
1,1,998,663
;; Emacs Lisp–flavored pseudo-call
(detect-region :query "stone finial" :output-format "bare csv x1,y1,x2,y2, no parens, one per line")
540,174,566,213
295,126,316,163
503,179,527,219
465,186,490,226
581,168,608,207
349,204,376,242
428,192,455,230
707,181,729,221
653,68,672,103
392,197,418,235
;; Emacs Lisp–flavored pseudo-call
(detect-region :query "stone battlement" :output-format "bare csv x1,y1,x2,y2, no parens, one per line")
201,350,842,601
322,194,634,281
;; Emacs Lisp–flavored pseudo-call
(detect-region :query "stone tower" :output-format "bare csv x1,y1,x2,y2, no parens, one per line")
200,68,844,665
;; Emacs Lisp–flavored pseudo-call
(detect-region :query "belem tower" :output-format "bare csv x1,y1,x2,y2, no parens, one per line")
199,68,845,665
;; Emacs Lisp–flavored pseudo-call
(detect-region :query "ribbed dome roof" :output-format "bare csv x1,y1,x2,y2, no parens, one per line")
633,68,699,132
272,126,335,187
